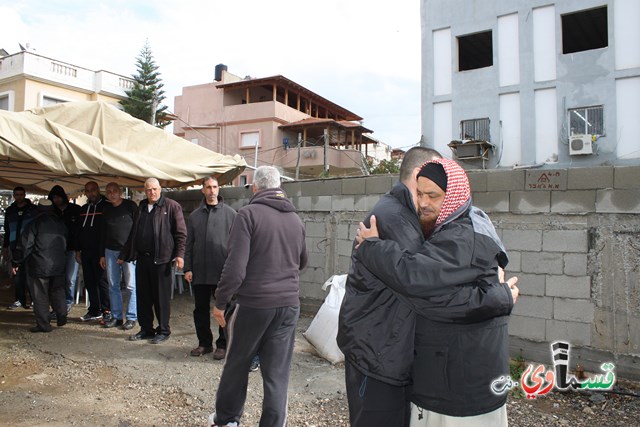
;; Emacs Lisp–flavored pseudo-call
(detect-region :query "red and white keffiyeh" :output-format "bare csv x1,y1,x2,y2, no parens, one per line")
421,158,471,225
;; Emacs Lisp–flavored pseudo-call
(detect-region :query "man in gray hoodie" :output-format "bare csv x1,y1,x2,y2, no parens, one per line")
210,166,307,427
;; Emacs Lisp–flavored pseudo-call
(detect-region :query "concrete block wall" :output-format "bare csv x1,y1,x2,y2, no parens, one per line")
170,165,640,379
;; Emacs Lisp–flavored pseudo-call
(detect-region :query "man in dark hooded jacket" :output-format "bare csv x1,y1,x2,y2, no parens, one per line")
48,185,81,313
76,181,110,322
356,158,517,426
12,199,67,332
210,166,307,427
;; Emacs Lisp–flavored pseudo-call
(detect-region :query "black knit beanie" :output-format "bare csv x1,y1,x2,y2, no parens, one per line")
417,162,447,192
48,185,67,201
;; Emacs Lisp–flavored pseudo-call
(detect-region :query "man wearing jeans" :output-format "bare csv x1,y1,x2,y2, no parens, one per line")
99,182,137,330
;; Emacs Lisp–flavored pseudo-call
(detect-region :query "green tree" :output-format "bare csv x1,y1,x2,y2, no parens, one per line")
367,158,401,175
120,41,170,128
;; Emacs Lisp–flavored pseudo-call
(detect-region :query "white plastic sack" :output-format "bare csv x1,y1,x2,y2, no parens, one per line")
303,274,347,364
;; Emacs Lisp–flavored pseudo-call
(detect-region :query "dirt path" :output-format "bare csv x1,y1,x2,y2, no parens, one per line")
1,281,639,426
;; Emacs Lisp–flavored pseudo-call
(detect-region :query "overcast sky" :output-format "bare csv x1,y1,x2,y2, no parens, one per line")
1,0,422,150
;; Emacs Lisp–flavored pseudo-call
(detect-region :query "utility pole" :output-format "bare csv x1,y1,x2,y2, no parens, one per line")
295,133,302,180
323,128,329,175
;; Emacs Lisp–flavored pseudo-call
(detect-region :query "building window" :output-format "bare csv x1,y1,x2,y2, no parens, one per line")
569,106,604,136
562,6,608,54
239,175,247,186
240,131,259,148
0,90,14,111
42,96,67,106
460,118,490,141
458,30,493,71
191,138,199,145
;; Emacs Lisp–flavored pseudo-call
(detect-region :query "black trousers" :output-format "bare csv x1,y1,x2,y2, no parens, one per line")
29,274,66,331
81,250,109,315
345,361,411,427
215,305,299,427
14,264,30,306
136,256,172,336
192,284,226,349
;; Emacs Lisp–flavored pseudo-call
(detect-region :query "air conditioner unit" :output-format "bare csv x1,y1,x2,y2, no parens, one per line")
569,134,593,155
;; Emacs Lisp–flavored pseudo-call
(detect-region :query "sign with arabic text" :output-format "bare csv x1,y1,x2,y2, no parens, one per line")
525,170,567,191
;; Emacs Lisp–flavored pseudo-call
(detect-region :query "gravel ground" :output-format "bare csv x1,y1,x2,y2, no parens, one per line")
0,280,639,426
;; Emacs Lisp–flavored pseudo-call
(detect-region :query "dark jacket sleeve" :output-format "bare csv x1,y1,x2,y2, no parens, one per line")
356,220,513,323
171,202,187,259
398,281,513,323
12,220,37,266
215,211,252,308
355,225,479,299
183,212,195,272
120,206,140,262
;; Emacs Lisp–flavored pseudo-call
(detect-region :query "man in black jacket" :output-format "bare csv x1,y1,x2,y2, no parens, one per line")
121,178,187,344
355,159,518,426
12,199,67,332
338,148,518,427
76,181,109,322
210,166,307,427
3,186,37,310
48,185,81,314
184,177,236,359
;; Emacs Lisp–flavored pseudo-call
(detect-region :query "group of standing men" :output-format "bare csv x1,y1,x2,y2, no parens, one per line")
4,178,188,345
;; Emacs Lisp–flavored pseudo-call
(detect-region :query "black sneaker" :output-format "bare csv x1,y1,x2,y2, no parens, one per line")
102,318,123,328
80,312,102,322
249,356,260,372
99,311,113,326
49,311,57,321
121,320,136,330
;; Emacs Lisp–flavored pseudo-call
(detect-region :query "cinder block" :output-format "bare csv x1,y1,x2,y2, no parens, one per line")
564,253,588,276
486,169,525,191
614,166,640,189
505,250,521,273
551,191,596,213
473,192,510,213
299,281,327,301
342,177,367,195
307,237,328,253
596,189,640,214
521,252,563,275
502,229,542,252
337,224,350,240
332,196,355,211
509,315,546,341
514,273,546,296
510,191,551,213
306,252,326,269
297,196,311,211
282,181,301,197
337,239,355,257
467,171,487,192
546,275,591,299
300,179,342,196
542,230,588,252
220,186,253,199
299,267,328,286
553,298,595,323
568,167,613,190
305,222,326,238
365,175,395,194
512,295,553,319
337,255,352,274
354,195,381,212
546,319,591,346
309,195,332,211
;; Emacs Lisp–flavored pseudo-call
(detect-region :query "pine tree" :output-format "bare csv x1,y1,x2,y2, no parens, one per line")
120,41,170,128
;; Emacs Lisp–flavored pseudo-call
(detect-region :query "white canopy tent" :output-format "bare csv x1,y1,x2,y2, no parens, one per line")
0,101,246,194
